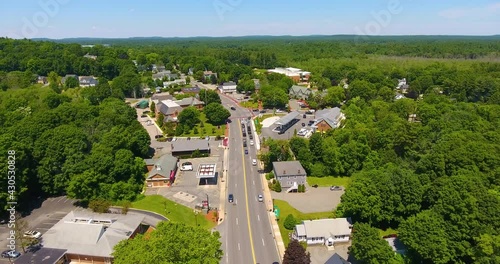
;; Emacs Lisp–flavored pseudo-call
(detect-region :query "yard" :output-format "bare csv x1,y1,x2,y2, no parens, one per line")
132,195,216,229
240,100,259,109
306,176,352,188
255,113,275,133
178,112,226,137
274,199,334,246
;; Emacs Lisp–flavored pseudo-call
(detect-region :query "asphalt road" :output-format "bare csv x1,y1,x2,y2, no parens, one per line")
217,93,280,264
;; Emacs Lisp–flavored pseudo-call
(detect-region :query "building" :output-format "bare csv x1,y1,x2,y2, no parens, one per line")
135,100,149,109
292,218,352,246
153,71,178,81
78,76,98,87
156,99,183,121
150,93,174,105
145,154,179,187
175,97,204,110
83,53,97,60
14,248,68,264
171,140,210,156
272,161,306,191
196,163,217,185
289,85,312,99
181,86,201,94
37,76,48,85
396,78,410,94
42,211,145,264
268,67,311,83
324,253,350,264
274,111,300,134
219,82,237,93
312,107,345,133
163,79,186,88
61,74,79,85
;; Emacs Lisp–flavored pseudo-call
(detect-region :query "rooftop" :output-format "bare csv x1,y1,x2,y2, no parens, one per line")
274,111,300,126
324,253,350,264
313,107,343,128
273,161,306,177
42,211,144,258
196,163,217,179
14,248,67,264
171,140,210,153
298,218,351,238
147,154,178,179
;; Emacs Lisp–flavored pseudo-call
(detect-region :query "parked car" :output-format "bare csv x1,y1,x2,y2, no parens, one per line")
154,135,163,139
303,114,307,118
260,110,266,113
228,194,234,203
312,184,319,188
180,162,193,171
301,123,305,127
245,149,248,155
230,106,236,110
27,244,42,253
1,250,20,258
258,194,263,202
249,134,253,140
24,230,41,239
330,186,342,191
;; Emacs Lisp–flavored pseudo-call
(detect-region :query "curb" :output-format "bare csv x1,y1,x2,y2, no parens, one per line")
110,206,169,222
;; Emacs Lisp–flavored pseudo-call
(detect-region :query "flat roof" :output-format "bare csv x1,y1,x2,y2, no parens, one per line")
171,140,210,153
14,248,67,264
274,111,300,126
196,163,217,179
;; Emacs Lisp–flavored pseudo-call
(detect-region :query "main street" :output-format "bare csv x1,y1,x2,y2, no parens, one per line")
215,90,281,264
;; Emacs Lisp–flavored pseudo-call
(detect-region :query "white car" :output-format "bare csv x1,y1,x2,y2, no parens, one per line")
24,231,41,239
258,195,263,202
250,140,254,146
180,162,193,171
252,159,257,166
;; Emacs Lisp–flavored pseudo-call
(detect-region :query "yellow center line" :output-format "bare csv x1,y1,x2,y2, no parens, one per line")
239,121,257,264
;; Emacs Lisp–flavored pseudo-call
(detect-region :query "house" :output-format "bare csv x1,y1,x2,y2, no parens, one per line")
395,93,406,100
396,78,410,94
14,248,68,264
324,253,350,264
37,76,48,85
289,85,312,99
219,82,237,93
175,97,204,110
312,107,345,133
145,154,179,187
272,161,306,192
163,78,186,88
78,76,98,87
292,218,352,246
181,86,201,94
171,140,210,156
268,67,311,83
83,53,97,60
42,211,145,264
150,93,174,105
152,71,178,81
156,100,183,121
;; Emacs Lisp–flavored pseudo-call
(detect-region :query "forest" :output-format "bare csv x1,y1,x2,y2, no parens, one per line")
0,36,499,263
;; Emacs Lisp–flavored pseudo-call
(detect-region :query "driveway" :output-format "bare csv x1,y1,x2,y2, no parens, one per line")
308,243,352,264
271,187,344,213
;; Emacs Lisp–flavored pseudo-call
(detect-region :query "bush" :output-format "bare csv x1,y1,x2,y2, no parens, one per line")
121,201,131,214
191,149,202,158
211,127,216,133
266,172,275,180
284,214,297,230
273,180,282,192
89,199,111,213
215,135,222,140
193,127,199,134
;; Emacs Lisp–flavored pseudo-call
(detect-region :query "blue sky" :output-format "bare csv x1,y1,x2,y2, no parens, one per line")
0,0,499,39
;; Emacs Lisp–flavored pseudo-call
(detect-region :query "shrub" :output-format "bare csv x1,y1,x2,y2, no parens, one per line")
193,127,199,134
273,180,282,192
215,135,222,140
266,172,275,180
284,214,297,230
89,199,111,213
211,127,216,133
121,201,131,214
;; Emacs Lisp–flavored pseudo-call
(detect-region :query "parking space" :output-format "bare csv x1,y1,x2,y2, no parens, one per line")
308,242,351,264
271,187,344,213
261,111,316,140
146,157,222,211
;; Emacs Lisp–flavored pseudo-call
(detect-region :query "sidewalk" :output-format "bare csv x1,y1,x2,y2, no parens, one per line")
217,126,230,224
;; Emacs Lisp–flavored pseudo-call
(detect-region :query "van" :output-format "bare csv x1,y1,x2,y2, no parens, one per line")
252,159,257,166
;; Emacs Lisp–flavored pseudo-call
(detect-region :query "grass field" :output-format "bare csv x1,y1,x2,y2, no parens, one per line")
180,112,226,137
378,227,398,237
306,176,352,188
240,100,259,109
132,195,215,229
273,199,334,246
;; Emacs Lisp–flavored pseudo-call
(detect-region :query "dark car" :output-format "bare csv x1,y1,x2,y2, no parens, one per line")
241,123,245,129
303,114,307,118
228,194,234,203
302,123,306,127
249,134,253,140
154,135,163,139
245,149,248,154
230,106,236,110
242,132,246,137
1,250,20,258
27,244,42,253
312,184,319,188
260,110,266,113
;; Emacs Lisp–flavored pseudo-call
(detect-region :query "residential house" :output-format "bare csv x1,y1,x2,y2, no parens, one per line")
292,218,352,246
219,82,237,93
37,76,48,85
203,71,217,81
324,253,350,264
268,67,311,83
396,78,410,94
175,97,204,110
42,211,146,264
152,71,178,81
171,140,210,156
83,53,97,60
150,93,174,105
78,76,98,87
14,248,68,264
289,85,312,99
156,100,183,121
181,86,201,94
272,161,306,192
312,107,345,133
163,78,186,88
145,154,179,187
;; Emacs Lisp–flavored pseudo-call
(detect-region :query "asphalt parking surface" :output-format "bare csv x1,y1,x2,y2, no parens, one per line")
261,111,316,140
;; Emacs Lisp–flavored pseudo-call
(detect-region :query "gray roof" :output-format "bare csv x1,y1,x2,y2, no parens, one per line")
147,154,178,179
273,161,306,177
152,71,177,80
79,76,98,85
14,248,67,264
222,81,236,86
295,224,306,237
324,253,350,264
313,107,342,128
171,140,210,153
299,218,351,238
181,86,201,93
289,85,312,97
275,111,300,126
151,93,174,101
175,97,204,107
157,101,182,116
42,211,144,258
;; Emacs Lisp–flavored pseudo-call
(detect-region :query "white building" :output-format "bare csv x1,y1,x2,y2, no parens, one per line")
268,67,311,82
219,82,237,93
293,218,352,246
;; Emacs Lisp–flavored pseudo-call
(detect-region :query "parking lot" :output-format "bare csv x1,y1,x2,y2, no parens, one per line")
261,111,316,140
145,157,222,211
271,187,344,213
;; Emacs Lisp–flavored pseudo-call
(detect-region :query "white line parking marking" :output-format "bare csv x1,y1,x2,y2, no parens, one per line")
236,218,238,225
262,238,265,246
238,243,241,251
257,215,260,221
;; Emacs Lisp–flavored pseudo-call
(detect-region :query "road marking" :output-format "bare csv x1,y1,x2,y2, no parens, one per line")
63,198,69,203
262,238,265,246
56,197,65,203
253,180,255,185
239,124,257,263
238,243,241,251
235,183,237,188
236,218,238,225
257,215,260,221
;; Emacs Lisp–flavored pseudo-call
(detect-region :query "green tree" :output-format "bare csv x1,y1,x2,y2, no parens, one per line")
284,214,297,230
204,102,231,125
88,199,111,213
64,76,79,88
283,239,311,264
113,222,222,264
350,223,401,264
236,79,256,94
177,106,200,129
199,89,221,105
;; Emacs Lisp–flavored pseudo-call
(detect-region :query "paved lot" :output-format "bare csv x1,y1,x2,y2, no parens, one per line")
146,157,222,211
308,242,352,264
261,111,316,140
271,187,344,213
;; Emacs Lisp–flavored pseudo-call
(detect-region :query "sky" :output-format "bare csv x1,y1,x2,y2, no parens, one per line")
0,0,499,39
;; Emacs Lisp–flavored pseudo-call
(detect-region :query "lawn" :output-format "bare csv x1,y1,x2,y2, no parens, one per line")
240,100,259,109
273,199,334,246
378,227,398,237
180,112,226,137
255,113,276,133
307,176,352,188
132,195,216,229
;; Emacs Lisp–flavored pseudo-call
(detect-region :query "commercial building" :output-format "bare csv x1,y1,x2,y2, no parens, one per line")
272,161,306,191
312,107,345,133
219,82,237,93
292,218,352,247
274,111,300,134
171,140,210,156
145,154,179,187
268,67,311,83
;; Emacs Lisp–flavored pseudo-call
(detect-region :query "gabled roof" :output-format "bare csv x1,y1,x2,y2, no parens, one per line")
324,253,350,264
158,100,182,116
42,211,144,258
14,247,67,264
273,161,306,177
175,97,204,107
289,85,312,96
151,93,174,101
147,154,178,179
299,218,351,238
181,86,201,93
313,107,342,128
275,111,300,126
222,81,236,86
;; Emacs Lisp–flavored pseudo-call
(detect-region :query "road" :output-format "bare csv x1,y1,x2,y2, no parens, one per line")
216,92,281,264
